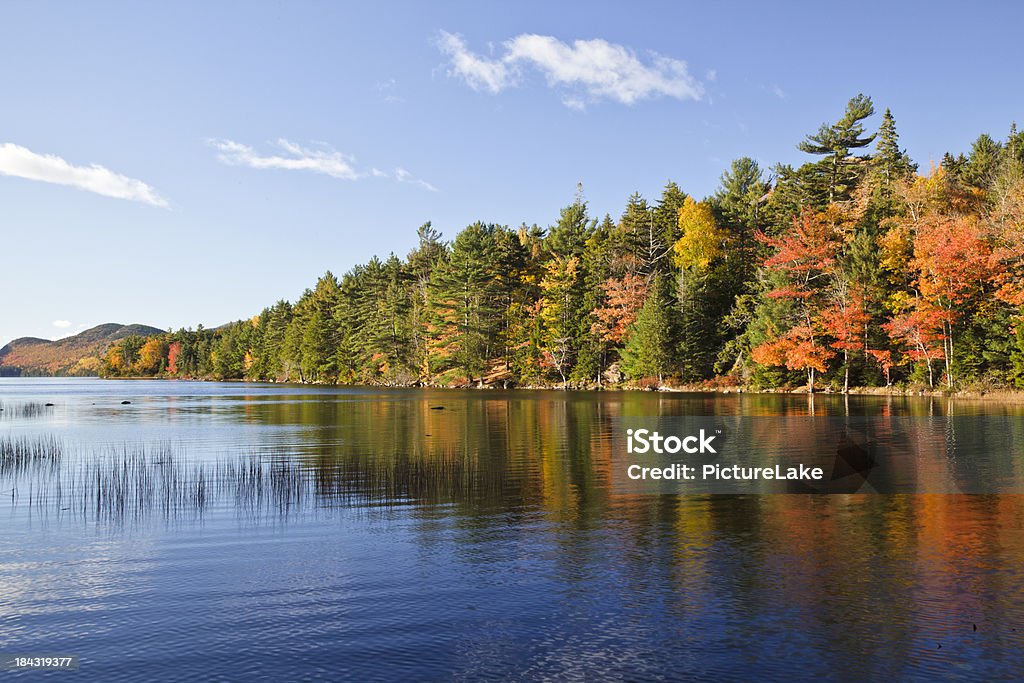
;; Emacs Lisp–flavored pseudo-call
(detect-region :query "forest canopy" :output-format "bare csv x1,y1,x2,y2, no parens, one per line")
103,96,1024,392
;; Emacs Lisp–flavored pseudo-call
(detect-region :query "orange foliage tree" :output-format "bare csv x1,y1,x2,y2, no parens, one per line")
752,210,841,392
907,214,994,386
820,282,870,392
882,305,946,387
166,341,181,376
591,274,648,345
136,337,168,376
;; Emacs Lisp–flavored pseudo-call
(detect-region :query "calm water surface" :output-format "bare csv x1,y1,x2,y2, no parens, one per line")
1,378,1023,681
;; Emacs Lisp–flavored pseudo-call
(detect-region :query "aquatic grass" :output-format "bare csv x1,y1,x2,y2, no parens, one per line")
0,435,63,475
3,439,508,523
0,401,54,420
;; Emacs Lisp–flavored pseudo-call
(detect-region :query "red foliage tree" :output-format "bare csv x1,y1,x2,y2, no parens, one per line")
591,274,648,345
908,214,993,386
752,210,841,392
882,305,946,387
820,285,870,392
166,341,181,376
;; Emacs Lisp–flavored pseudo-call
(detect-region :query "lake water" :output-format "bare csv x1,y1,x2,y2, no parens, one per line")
1,378,1023,681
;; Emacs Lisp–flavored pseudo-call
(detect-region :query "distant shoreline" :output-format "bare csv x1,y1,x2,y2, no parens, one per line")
8,374,1024,403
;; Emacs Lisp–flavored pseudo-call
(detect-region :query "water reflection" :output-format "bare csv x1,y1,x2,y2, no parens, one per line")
1,380,1023,679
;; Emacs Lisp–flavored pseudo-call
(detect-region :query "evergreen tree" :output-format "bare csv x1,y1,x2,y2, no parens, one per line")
673,197,725,380
407,222,446,379
1007,122,1024,167
297,272,341,382
619,193,656,275
873,108,916,189
545,186,594,258
653,181,688,267
427,222,504,383
963,134,1004,189
798,93,876,202
714,158,767,231
942,152,968,179
621,274,674,383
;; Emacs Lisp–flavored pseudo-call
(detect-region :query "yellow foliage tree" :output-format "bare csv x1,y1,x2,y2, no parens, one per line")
673,197,724,271
136,338,167,375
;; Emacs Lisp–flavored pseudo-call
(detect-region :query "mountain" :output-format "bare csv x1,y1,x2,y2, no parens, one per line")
0,323,164,377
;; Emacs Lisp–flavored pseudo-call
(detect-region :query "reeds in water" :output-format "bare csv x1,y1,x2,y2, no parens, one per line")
0,435,63,475
3,440,506,523
0,401,53,420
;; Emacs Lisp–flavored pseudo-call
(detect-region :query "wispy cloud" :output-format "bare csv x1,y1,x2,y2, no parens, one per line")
375,79,405,104
438,31,705,108
52,320,71,329
394,168,438,192
0,143,168,208
210,138,360,180
209,138,437,191
438,32,513,94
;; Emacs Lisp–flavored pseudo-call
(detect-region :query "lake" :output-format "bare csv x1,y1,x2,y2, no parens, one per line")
1,378,1023,681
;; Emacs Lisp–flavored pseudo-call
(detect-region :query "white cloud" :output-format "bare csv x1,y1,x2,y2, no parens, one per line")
0,143,168,208
209,138,360,180
375,79,405,104
52,320,71,329
438,31,513,94
394,167,438,192
210,139,437,191
562,96,586,111
438,31,705,107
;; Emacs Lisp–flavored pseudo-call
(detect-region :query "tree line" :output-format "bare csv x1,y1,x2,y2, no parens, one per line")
103,95,1024,392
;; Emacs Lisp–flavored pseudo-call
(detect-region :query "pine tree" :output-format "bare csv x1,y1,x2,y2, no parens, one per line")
873,108,916,189
963,134,1003,189
1008,122,1024,167
653,181,688,268
427,222,504,383
619,193,656,275
621,274,674,384
539,255,581,387
798,94,877,202
545,187,594,258
674,197,726,380
714,157,767,230
406,222,446,380
299,272,341,382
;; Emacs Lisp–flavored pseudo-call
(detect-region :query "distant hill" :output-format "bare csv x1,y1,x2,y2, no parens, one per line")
0,323,164,376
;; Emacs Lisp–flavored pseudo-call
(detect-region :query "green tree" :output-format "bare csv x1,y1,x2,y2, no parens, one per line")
427,222,504,383
621,274,674,383
963,133,1004,190
798,94,877,202
873,108,916,190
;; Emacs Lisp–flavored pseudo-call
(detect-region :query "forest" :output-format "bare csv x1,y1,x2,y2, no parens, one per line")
102,95,1024,392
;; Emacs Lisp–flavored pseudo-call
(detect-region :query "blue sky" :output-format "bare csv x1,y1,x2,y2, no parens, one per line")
2,1,1022,349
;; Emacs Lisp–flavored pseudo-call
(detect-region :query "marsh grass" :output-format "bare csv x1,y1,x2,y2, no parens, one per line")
0,401,54,420
2,437,504,523
0,435,62,475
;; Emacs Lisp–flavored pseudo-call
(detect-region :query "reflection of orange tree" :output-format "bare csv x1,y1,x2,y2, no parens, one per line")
913,495,1024,633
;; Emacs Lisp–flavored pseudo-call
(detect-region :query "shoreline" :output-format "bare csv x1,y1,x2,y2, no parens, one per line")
12,374,1024,402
